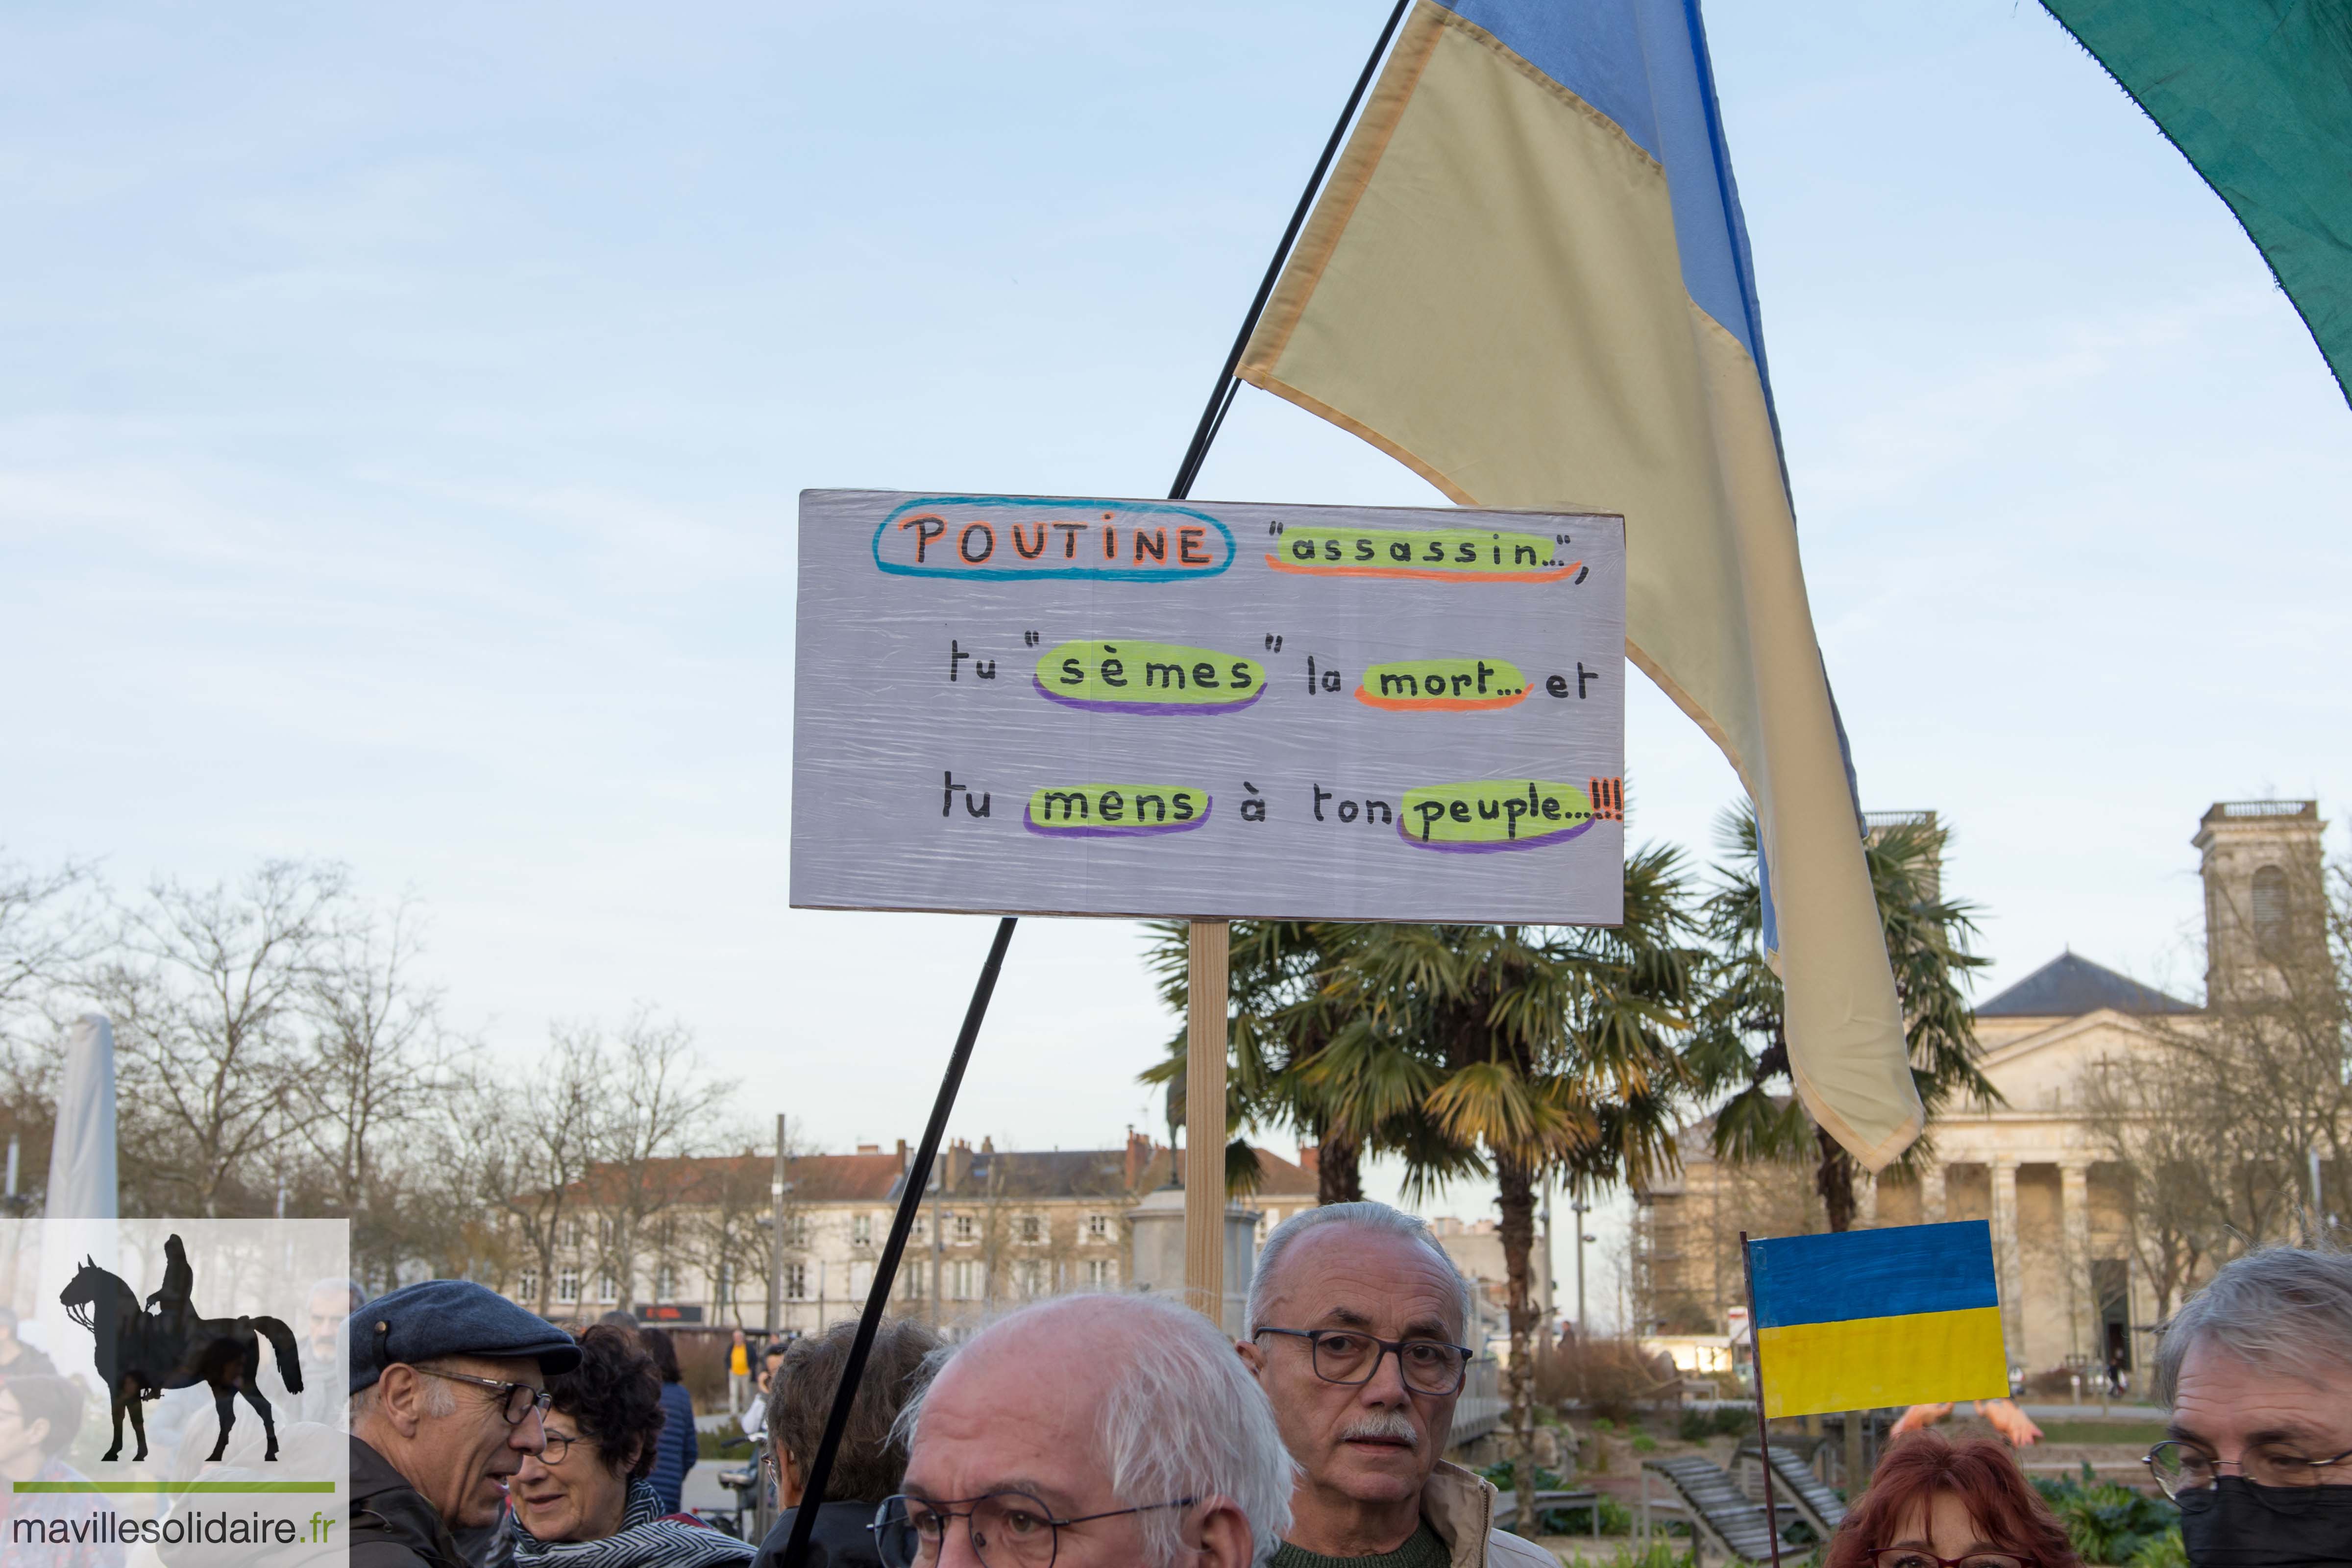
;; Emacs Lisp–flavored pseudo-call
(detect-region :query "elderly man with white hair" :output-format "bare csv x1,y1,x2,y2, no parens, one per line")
887,1292,1293,1568
1238,1203,1551,1568
2147,1246,2352,1567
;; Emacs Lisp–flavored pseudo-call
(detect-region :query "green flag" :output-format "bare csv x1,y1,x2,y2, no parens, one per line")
2043,0,2352,405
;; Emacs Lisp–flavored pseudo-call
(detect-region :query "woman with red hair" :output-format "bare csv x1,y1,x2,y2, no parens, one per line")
1825,1432,2084,1568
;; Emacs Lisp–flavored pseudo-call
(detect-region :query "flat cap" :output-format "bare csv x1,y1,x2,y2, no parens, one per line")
349,1280,583,1395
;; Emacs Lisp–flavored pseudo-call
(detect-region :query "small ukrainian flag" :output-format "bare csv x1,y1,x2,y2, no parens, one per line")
1747,1221,2010,1419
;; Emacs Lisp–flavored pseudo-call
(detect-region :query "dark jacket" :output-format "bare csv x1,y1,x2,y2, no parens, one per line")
352,1434,469,1568
646,1379,698,1514
754,1501,883,1568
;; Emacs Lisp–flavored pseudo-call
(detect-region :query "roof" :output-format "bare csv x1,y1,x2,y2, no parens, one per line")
932,1143,1319,1202
1973,951,2197,1019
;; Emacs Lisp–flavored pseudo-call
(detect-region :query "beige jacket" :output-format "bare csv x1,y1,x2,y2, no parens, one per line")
1421,1461,1561,1568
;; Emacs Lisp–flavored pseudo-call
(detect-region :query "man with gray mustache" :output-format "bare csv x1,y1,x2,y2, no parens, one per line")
1238,1203,1554,1568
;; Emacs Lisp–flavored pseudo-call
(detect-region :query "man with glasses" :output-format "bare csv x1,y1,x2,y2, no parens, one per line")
347,1279,584,1568
1238,1203,1551,1568
884,1292,1289,1568
2145,1246,2352,1566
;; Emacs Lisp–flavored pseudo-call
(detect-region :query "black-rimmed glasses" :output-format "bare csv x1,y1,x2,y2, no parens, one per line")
2144,1439,2352,1500
1250,1326,1473,1395
873,1491,1197,1568
1868,1552,2031,1568
413,1366,554,1427
534,1426,594,1466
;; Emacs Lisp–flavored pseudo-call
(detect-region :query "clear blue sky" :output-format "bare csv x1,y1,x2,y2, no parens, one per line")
5,2,2346,1273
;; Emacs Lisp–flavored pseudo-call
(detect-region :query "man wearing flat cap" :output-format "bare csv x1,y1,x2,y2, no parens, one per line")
348,1279,581,1568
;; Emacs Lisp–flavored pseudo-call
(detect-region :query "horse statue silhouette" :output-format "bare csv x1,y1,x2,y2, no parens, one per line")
58,1235,304,1463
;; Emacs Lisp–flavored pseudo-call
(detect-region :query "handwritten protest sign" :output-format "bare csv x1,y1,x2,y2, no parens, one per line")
790,490,1626,923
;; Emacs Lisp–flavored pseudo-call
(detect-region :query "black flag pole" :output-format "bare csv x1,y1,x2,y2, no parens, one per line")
772,915,1014,1568
1169,0,1412,501
1739,1232,1788,1568
777,7,1412,1564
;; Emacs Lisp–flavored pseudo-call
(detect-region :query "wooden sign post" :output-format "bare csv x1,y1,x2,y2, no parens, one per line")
1184,919,1231,1323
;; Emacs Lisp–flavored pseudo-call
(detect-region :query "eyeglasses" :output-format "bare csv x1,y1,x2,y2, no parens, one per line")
1250,1327,1473,1396
1869,1552,2031,1568
535,1426,595,1466
873,1491,1197,1568
413,1367,554,1427
2144,1439,2352,1500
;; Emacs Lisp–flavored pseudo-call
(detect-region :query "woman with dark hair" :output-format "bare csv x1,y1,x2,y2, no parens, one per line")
511,1324,752,1566
639,1328,698,1517
1826,1432,2083,1568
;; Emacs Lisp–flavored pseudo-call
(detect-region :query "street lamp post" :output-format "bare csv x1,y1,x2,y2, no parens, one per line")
1571,1190,1591,1339
767,1114,788,1338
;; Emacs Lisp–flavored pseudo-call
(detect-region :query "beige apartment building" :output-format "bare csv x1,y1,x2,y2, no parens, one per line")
1635,799,2331,1386
513,1131,1319,1335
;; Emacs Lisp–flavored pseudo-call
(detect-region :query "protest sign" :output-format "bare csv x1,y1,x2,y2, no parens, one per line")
791,490,1625,923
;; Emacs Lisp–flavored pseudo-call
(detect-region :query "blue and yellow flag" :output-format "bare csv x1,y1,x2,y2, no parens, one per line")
1747,1222,2010,1418
1238,0,1923,1168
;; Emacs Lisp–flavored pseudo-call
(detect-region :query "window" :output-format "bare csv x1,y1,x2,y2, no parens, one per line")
1086,1259,1114,1289
1015,1260,1046,1298
2254,863,2289,952
656,1265,679,1301
901,1260,926,1300
953,1213,975,1244
787,1215,811,1249
853,1213,874,1246
1084,1213,1109,1242
951,1260,978,1300
785,1263,809,1301
1018,1215,1044,1245
563,1219,584,1249
595,1273,618,1304
517,1270,539,1303
557,1271,581,1303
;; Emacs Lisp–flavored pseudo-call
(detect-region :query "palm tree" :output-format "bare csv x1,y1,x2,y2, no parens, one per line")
1141,920,1374,1201
1690,806,1997,1230
1316,847,1702,1529
1147,848,1705,1531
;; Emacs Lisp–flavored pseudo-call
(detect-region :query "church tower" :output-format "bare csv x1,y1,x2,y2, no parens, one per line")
2193,800,2326,1003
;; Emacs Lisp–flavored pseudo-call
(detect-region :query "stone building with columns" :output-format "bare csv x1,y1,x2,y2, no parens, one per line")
1633,799,2330,1384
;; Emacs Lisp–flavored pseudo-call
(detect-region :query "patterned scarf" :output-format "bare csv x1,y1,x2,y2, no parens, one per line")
513,1479,755,1568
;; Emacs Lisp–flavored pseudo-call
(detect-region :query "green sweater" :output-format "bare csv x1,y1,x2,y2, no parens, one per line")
1270,1521,1450,1568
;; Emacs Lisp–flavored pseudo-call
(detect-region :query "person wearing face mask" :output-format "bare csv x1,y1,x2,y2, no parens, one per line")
509,1323,753,1568
2146,1247,2352,1567
349,1280,586,1568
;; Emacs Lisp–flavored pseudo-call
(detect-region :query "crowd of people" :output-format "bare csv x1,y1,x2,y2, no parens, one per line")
1,1204,2346,1567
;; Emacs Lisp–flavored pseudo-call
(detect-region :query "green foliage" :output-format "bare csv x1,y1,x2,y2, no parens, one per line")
1631,1432,1658,1453
2032,1466,2178,1565
2031,1421,2169,1447
1560,1543,1699,1568
1690,806,1998,1229
1676,1406,1754,1442
2126,1527,2187,1568
1475,1459,1635,1536
1594,1416,1618,1432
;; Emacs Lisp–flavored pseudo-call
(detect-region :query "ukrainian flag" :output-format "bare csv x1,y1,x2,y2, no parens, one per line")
1238,0,1923,1167
1748,1222,2010,1419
